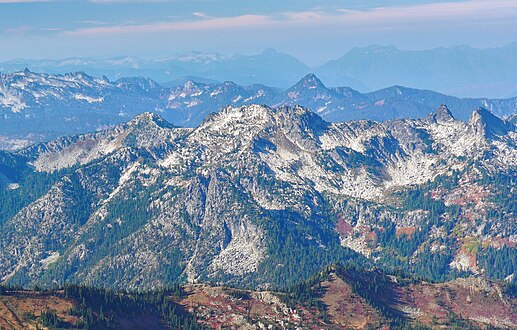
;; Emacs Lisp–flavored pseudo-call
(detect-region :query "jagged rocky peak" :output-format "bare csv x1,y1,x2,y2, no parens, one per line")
222,81,238,87
273,104,312,116
273,105,328,132
196,104,273,134
9,68,36,79
63,71,95,81
222,104,324,127
213,104,274,123
176,80,204,95
115,76,160,90
198,104,327,139
127,112,174,129
182,80,205,90
430,104,455,123
468,107,514,137
70,71,88,78
293,73,327,90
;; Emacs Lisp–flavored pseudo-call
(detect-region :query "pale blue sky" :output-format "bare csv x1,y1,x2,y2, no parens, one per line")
1,0,517,64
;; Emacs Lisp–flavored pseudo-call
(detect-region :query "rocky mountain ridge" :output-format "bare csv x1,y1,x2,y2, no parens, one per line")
0,104,515,291
1,70,517,150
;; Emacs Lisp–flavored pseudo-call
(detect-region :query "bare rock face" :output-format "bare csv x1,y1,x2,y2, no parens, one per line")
0,104,515,290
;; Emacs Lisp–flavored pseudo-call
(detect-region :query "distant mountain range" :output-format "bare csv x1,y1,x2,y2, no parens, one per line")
1,69,516,149
0,49,309,89
2,43,517,98
316,43,517,98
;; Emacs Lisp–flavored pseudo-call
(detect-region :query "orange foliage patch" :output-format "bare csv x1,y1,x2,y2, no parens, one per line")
396,227,416,238
336,217,353,236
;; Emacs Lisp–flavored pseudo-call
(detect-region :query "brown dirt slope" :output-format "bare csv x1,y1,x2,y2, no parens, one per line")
0,291,77,329
0,274,515,330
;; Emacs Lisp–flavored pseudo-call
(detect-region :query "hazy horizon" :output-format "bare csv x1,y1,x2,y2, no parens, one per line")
0,42,516,67
2,0,517,65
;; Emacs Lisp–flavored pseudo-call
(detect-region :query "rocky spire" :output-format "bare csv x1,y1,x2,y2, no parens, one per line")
468,107,514,137
429,104,455,123
128,112,175,129
291,73,327,90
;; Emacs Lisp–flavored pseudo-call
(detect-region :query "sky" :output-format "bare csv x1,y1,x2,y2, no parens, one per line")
1,0,517,65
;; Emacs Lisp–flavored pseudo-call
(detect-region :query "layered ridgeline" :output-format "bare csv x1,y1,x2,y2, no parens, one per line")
1,70,517,149
316,43,517,98
0,49,310,88
0,104,515,291
2,44,517,98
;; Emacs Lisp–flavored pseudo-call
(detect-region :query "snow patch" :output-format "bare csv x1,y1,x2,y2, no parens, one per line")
40,251,60,269
74,94,104,103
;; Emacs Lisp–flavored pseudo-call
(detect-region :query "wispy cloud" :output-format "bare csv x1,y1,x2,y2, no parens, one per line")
285,0,517,27
65,14,273,35
42,27,64,31
334,0,517,23
80,20,108,26
192,12,212,19
64,0,517,36
5,25,34,34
